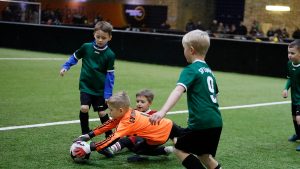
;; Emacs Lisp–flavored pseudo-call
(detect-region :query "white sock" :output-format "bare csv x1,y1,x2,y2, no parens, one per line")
110,142,122,153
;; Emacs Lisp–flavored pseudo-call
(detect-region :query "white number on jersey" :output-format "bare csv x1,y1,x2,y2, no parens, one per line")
207,76,217,103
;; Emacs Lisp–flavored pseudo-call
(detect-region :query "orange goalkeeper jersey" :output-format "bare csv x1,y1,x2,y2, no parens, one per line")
91,108,173,151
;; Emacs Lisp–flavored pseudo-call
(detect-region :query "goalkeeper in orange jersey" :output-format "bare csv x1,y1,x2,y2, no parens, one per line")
72,91,183,162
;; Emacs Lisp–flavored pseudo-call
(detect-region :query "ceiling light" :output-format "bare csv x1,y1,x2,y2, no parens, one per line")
265,5,290,11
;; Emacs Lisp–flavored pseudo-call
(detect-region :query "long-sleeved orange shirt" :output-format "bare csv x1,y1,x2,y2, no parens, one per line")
91,108,173,151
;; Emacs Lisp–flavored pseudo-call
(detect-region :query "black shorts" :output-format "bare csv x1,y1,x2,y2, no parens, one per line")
292,104,300,116
174,127,222,157
80,92,106,112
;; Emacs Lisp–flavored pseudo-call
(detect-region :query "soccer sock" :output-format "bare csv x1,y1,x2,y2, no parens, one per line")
79,111,89,134
110,142,122,153
118,137,134,149
99,114,113,137
182,154,205,169
293,120,300,136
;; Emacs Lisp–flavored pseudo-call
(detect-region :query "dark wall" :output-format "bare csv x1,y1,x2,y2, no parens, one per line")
0,22,288,78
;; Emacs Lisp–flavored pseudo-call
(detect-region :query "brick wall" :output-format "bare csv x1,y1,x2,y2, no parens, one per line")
244,0,300,36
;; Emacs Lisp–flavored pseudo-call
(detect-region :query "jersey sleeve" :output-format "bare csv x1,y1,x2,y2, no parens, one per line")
107,51,115,71
177,66,197,91
89,119,119,137
73,43,86,60
94,118,133,151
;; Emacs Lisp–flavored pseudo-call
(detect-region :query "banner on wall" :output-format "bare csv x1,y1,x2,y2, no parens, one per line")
123,4,167,28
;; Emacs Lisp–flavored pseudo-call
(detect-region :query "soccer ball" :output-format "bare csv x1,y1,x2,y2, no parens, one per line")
70,141,91,162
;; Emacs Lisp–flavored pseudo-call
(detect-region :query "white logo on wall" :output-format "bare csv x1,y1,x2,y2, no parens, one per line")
125,6,145,21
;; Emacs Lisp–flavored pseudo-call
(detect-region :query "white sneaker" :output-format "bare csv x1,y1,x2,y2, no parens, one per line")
164,146,174,155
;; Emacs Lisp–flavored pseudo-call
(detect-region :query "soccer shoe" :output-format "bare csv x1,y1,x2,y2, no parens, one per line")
127,155,148,162
288,134,299,142
164,146,175,155
296,145,300,151
98,147,114,158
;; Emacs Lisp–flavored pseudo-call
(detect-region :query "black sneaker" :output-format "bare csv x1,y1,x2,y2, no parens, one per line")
288,134,299,142
98,147,114,158
127,155,148,162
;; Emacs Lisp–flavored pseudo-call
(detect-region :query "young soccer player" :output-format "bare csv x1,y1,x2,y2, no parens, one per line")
60,21,115,137
149,30,223,169
107,89,174,160
72,91,181,161
282,39,300,151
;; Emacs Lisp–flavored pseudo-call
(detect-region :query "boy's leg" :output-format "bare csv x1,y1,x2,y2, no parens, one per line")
98,112,113,137
289,105,300,141
80,105,90,134
198,154,221,169
110,136,136,153
175,149,205,169
80,92,92,134
92,95,113,138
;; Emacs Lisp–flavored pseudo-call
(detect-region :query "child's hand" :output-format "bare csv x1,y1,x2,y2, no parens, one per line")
149,111,166,125
59,68,67,77
282,89,288,98
73,134,90,142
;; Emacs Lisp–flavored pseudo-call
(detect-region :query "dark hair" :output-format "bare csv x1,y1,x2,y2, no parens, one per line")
94,21,113,35
289,39,300,50
136,89,154,103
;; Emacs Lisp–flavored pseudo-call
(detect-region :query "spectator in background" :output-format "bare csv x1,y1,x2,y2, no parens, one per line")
292,27,300,39
2,6,13,21
236,21,247,35
195,20,205,31
217,22,225,34
282,28,290,39
160,21,171,30
185,19,195,32
267,27,275,37
209,19,218,34
229,24,237,34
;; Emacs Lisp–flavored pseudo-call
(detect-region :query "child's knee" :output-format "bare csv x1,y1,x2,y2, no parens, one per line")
80,105,89,113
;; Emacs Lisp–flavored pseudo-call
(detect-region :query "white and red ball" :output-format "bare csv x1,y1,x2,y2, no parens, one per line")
70,141,91,162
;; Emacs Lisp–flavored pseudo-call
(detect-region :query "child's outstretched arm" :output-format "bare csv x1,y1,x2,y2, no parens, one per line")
59,54,78,76
149,85,185,125
282,78,291,98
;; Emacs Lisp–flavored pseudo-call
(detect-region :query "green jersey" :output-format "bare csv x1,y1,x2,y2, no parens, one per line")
286,61,300,105
177,60,222,130
74,43,115,96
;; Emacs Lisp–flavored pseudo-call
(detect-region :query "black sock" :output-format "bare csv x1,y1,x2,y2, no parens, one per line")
298,124,300,137
99,114,113,137
293,121,300,136
182,154,205,169
79,111,90,134
215,163,221,169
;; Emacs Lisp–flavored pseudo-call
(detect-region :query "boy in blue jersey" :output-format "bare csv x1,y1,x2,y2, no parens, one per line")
150,30,223,169
282,39,300,151
60,21,115,137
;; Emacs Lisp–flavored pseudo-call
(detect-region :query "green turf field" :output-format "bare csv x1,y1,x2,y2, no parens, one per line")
0,48,299,169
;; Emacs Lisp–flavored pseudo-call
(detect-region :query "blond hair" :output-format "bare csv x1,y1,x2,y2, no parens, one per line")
107,91,130,109
94,21,113,35
182,29,210,56
136,89,154,103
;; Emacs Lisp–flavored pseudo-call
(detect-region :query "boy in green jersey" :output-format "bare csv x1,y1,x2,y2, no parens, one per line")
60,21,115,137
150,30,223,169
282,39,300,151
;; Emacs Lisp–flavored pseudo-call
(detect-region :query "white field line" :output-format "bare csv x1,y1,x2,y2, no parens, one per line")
0,58,66,60
0,101,291,131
